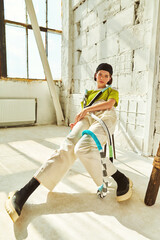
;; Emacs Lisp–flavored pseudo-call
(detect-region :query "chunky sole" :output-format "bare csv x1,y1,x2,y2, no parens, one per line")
5,191,20,223
117,179,133,202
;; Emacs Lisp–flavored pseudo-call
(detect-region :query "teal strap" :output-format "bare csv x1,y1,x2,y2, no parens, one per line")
85,89,88,94
98,184,104,191
82,130,102,151
85,85,111,95
101,85,112,92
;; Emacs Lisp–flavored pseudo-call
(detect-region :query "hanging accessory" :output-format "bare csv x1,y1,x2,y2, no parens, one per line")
82,129,109,198
82,85,114,198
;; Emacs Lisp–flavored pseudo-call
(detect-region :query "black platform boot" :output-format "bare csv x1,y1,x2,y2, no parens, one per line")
5,177,40,222
112,171,133,202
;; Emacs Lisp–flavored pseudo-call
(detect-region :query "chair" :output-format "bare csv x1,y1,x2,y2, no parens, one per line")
112,134,116,160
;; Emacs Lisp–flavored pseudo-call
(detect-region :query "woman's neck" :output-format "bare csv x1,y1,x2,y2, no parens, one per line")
96,86,106,90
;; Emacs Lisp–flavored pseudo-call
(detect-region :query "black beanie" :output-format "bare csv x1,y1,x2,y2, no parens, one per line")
94,63,113,80
96,63,113,75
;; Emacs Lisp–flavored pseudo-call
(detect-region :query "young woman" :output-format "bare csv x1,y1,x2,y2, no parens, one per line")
5,63,133,222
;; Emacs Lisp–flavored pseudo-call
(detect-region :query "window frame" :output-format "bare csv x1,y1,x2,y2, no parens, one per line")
0,0,7,77
0,0,62,81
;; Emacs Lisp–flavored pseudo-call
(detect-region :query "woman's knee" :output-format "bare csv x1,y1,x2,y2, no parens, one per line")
74,143,83,157
74,142,90,157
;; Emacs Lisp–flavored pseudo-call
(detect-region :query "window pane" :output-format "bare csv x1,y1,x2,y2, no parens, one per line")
28,29,45,79
48,0,62,30
48,33,61,80
28,0,46,27
5,25,27,78
4,0,26,23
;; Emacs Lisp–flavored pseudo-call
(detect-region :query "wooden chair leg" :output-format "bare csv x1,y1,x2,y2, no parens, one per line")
112,134,116,160
144,143,160,206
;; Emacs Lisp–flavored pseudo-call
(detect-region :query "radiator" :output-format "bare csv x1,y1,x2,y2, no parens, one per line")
0,98,37,127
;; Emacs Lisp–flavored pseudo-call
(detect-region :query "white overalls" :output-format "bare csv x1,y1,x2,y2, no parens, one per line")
34,108,117,191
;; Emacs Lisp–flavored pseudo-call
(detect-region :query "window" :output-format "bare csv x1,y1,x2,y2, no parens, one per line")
0,0,62,80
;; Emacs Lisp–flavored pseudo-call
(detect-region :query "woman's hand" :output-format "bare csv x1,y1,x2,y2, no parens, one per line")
75,108,88,123
69,122,76,130
69,99,116,130
69,108,88,130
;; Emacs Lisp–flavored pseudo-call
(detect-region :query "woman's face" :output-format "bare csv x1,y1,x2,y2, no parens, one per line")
96,70,111,88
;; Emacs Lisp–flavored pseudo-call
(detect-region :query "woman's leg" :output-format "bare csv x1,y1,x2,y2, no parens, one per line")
5,118,90,222
34,117,90,191
5,177,40,222
75,109,133,201
75,109,117,186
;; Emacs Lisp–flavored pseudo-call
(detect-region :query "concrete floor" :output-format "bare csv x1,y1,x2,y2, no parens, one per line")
0,124,160,240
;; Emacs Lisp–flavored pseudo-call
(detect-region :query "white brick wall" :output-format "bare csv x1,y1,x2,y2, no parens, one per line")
61,0,158,155
134,48,149,71
121,0,134,10
74,1,88,23
154,83,160,150
106,6,134,35
157,83,160,108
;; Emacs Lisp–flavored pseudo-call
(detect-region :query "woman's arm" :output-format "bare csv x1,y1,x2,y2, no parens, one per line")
70,98,116,129
85,98,116,112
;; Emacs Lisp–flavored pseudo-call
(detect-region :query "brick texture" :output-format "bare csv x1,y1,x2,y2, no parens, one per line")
61,0,157,155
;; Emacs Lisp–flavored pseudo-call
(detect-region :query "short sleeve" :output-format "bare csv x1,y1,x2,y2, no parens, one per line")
108,88,119,107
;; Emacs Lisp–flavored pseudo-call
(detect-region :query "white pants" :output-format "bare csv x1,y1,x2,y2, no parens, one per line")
34,109,117,191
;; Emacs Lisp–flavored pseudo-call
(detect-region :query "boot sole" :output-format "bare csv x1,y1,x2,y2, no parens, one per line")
117,179,133,202
5,191,20,223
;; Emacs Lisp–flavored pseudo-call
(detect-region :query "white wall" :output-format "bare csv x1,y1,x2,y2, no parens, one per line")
0,79,59,125
153,72,160,155
61,0,159,156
